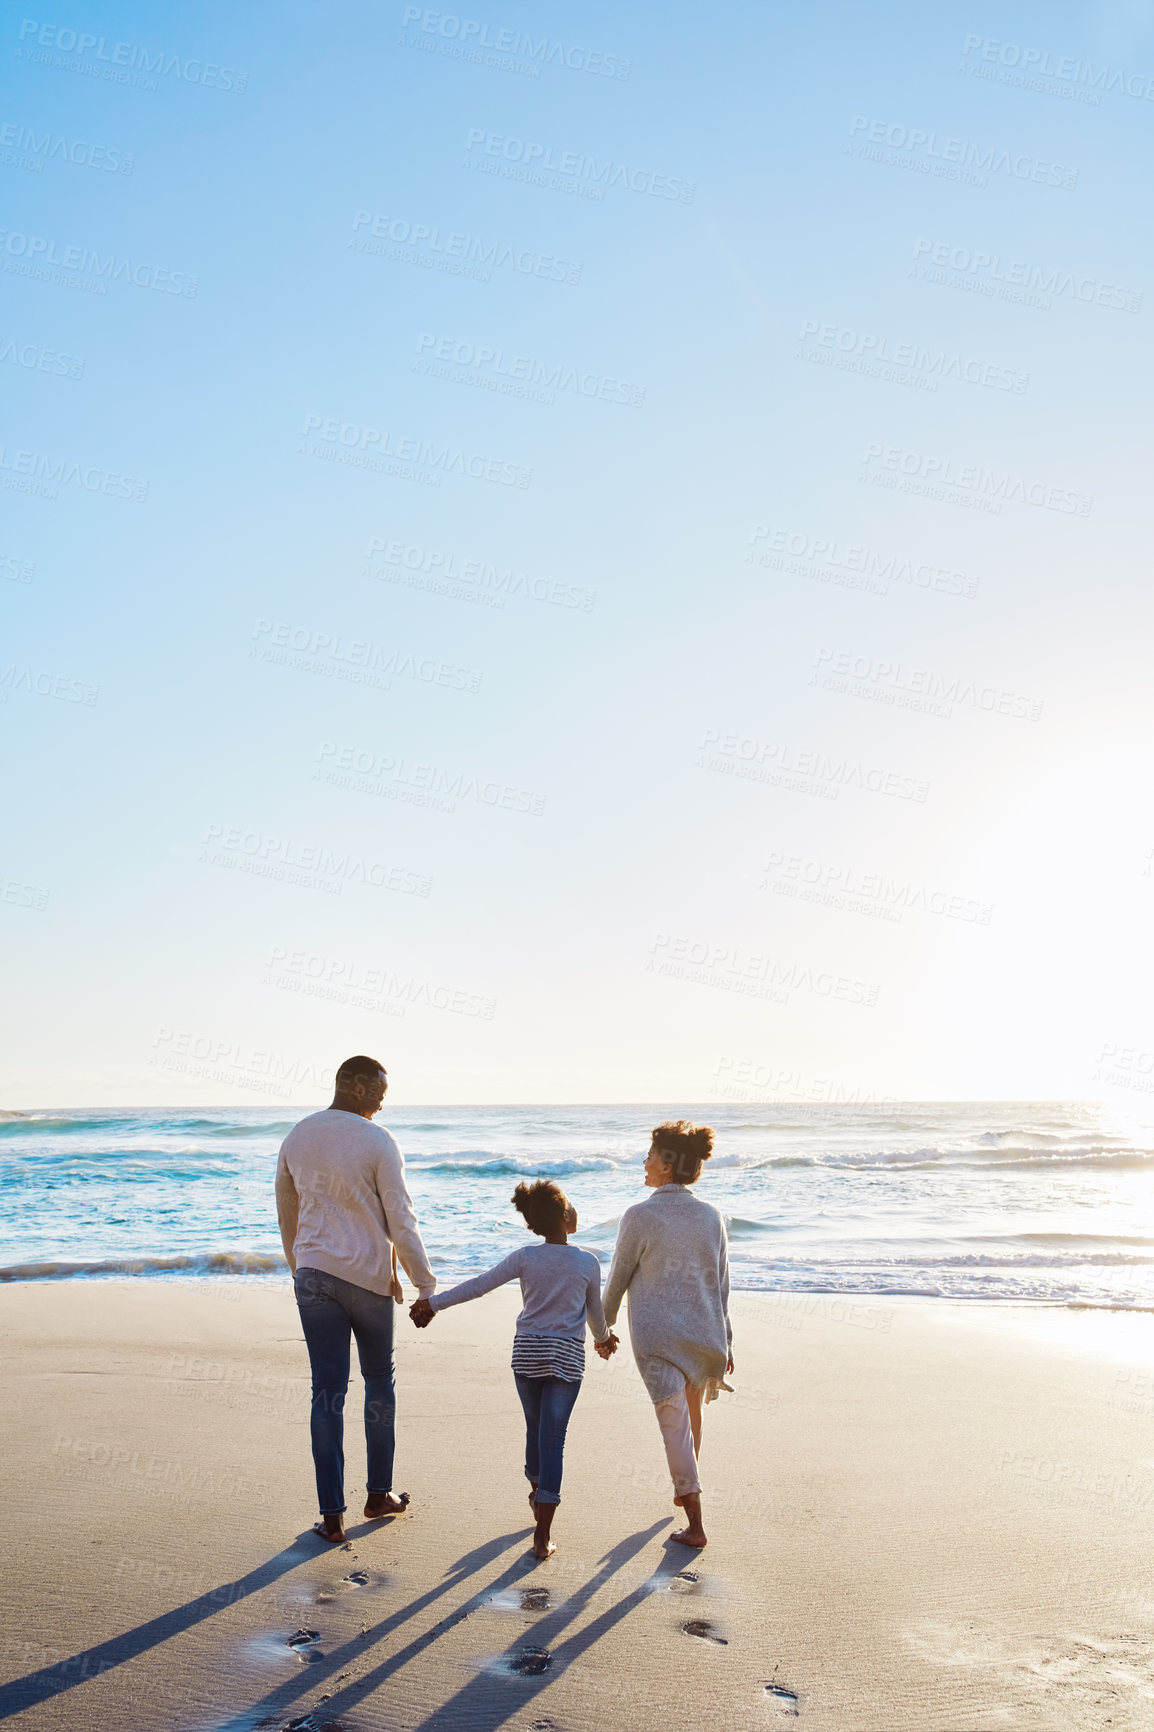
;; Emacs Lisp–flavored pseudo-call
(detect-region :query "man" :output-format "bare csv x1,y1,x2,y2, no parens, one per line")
276,1054,436,1542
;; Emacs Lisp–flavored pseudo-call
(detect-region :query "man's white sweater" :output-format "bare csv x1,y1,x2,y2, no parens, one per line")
275,1108,435,1298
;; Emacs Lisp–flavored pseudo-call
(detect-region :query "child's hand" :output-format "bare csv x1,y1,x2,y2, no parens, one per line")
595,1331,619,1359
409,1298,435,1329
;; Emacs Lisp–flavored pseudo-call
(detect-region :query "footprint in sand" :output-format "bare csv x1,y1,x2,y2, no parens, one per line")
668,1570,700,1594
520,1586,550,1612
285,1628,323,1664
342,1571,369,1586
507,1646,553,1676
682,1619,727,1645
764,1680,800,1715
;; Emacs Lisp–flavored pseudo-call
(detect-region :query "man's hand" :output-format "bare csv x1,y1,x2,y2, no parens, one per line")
595,1331,619,1360
409,1298,435,1329
390,1274,404,1304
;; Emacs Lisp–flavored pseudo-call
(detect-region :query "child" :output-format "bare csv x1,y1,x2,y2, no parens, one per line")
409,1179,617,1557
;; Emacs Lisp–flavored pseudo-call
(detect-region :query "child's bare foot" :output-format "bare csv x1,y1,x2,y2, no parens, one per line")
670,1492,707,1549
314,1515,346,1543
364,1491,410,1519
531,1498,557,1558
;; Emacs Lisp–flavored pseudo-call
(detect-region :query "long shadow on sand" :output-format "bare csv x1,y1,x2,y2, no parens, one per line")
0,1522,523,1721
225,1520,674,1732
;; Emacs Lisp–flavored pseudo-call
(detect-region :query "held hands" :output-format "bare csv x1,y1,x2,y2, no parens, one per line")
595,1330,620,1360
409,1298,435,1329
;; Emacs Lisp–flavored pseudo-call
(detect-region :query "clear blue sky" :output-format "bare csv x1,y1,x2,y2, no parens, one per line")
3,0,1152,1105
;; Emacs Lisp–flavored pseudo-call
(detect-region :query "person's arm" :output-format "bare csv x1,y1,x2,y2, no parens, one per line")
601,1213,641,1328
374,1132,436,1298
719,1218,734,1369
274,1150,299,1276
585,1258,610,1344
428,1249,523,1312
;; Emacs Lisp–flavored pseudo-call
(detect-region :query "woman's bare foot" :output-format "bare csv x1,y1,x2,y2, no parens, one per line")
670,1492,707,1549
531,1499,557,1559
314,1515,346,1543
364,1491,410,1519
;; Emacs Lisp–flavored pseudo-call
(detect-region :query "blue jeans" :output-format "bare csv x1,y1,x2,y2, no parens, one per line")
514,1374,582,1505
294,1266,397,1515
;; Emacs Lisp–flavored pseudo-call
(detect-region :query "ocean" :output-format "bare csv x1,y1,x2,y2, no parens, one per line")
2,1101,1153,1308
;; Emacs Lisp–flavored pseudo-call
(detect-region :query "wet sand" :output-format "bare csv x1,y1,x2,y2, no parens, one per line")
1,1280,1152,1731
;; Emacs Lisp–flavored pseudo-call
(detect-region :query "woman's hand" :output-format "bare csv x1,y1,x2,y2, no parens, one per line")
409,1298,435,1329
595,1331,619,1359
727,1355,735,1376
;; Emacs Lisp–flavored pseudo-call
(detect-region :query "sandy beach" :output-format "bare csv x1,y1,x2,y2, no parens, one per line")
1,1279,1152,1731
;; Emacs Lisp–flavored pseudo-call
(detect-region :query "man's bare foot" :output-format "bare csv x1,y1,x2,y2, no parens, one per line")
670,1492,707,1549
531,1498,557,1559
314,1516,346,1543
364,1491,410,1519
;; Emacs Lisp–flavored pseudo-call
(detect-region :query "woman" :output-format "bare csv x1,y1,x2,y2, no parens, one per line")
601,1120,732,1549
410,1179,613,1558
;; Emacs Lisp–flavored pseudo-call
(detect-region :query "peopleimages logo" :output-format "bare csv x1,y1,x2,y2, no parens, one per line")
400,8,631,79
15,19,248,92
414,332,646,407
748,525,977,600
0,441,147,502
860,443,1092,516
464,129,696,201
797,319,1028,393
911,238,1141,314
351,210,582,285
847,115,1078,189
0,228,198,297
0,118,134,173
961,34,1154,102
0,335,85,379
300,414,531,489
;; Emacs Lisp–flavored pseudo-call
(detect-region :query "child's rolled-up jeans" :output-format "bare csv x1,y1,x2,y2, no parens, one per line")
514,1374,581,1505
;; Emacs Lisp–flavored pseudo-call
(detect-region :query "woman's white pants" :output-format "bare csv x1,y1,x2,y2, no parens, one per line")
654,1381,704,1496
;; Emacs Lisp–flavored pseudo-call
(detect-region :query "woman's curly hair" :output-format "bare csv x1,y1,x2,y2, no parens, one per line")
652,1120,714,1184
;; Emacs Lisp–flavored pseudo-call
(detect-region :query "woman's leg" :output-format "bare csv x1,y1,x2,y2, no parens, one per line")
294,1268,352,1537
685,1381,704,1458
654,1386,707,1548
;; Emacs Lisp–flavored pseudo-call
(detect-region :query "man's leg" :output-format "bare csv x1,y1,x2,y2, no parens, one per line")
348,1280,407,1517
294,1267,352,1538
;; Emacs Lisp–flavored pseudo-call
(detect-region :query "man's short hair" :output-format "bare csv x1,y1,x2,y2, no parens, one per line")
335,1054,386,1085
